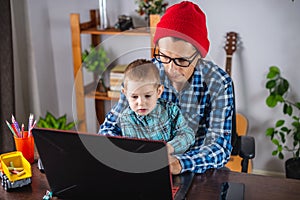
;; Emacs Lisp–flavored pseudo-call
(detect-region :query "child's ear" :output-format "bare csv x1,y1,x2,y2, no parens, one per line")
157,85,164,97
121,88,126,95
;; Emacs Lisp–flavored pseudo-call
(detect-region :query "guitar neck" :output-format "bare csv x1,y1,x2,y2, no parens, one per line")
225,55,232,76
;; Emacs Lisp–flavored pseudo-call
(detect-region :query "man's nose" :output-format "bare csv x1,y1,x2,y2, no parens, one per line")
168,61,178,72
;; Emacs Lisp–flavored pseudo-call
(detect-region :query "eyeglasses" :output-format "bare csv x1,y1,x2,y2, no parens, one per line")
153,47,199,68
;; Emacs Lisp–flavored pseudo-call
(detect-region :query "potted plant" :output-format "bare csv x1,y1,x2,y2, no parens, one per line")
37,111,76,130
135,0,168,25
82,45,110,93
265,66,300,179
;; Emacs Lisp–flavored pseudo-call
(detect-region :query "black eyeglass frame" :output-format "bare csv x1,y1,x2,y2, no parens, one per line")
153,46,199,68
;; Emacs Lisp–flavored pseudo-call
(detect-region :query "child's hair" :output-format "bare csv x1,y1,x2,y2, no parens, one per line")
123,59,160,89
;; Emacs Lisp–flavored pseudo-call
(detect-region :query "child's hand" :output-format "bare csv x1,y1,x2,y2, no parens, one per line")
166,143,174,155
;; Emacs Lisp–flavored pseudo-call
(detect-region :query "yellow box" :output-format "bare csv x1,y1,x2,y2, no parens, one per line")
0,151,32,182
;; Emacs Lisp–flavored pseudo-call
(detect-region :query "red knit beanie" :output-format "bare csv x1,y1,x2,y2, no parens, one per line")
153,1,210,58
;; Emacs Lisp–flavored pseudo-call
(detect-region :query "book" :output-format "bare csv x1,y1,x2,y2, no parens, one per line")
107,90,121,99
109,64,126,92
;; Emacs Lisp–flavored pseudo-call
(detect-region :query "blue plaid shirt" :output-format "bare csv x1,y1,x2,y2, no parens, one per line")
99,59,234,174
119,99,195,154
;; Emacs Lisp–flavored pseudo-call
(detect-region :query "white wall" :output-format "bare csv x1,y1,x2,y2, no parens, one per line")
12,0,300,174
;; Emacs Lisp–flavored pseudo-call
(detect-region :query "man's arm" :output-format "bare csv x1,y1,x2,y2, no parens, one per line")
173,82,234,174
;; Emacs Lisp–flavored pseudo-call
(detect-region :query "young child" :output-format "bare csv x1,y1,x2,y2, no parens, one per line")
118,59,195,155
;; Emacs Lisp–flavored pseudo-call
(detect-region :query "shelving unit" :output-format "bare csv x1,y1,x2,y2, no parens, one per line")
70,10,158,132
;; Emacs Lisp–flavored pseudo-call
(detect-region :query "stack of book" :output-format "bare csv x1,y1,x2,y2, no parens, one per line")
108,64,127,98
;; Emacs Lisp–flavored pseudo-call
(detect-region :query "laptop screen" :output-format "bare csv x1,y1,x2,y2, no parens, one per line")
33,128,174,199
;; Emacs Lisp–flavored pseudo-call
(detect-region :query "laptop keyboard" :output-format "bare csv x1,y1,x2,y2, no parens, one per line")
172,185,180,198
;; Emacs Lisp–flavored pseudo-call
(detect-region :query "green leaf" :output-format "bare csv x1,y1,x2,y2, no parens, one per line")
266,128,274,136
293,116,299,121
280,127,289,132
267,66,280,79
296,102,300,109
278,145,283,152
272,139,280,146
45,112,56,124
295,132,300,140
50,117,59,129
275,95,284,103
272,150,278,156
292,121,300,129
65,122,76,130
286,104,293,116
275,120,285,127
279,132,285,143
58,115,67,129
293,141,298,147
278,152,284,159
266,80,276,89
277,78,289,96
266,94,278,107
37,118,48,128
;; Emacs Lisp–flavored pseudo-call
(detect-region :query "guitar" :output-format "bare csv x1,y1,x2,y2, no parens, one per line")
223,32,251,172
224,32,237,76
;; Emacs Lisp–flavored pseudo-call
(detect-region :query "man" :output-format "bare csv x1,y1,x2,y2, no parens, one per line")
99,1,234,174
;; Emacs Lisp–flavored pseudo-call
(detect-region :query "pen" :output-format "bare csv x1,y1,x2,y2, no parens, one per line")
21,124,24,138
11,115,21,137
11,123,19,137
21,123,24,138
28,119,36,137
28,113,33,134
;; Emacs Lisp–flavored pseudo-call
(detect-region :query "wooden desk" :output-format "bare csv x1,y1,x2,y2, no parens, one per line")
188,169,300,200
1,164,300,200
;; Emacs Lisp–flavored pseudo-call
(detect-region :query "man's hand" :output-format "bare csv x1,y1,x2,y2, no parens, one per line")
168,156,182,175
166,143,174,155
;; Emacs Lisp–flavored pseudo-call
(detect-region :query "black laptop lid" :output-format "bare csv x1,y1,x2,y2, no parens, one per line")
32,128,173,200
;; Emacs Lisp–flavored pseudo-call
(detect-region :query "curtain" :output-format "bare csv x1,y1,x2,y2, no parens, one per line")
0,0,15,153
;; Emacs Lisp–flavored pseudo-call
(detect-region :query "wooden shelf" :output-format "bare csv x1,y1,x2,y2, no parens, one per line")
84,82,119,101
85,91,119,101
70,10,158,132
81,27,150,36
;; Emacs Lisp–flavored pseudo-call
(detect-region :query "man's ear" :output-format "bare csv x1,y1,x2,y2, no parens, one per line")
157,85,164,98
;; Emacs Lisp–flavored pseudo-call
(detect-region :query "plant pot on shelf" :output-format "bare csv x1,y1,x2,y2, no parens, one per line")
96,78,107,94
285,157,300,180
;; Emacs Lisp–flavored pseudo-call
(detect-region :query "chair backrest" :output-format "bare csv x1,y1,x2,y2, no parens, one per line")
236,113,248,136
230,83,249,156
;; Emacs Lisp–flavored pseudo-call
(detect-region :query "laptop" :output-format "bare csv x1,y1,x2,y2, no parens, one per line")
32,128,194,200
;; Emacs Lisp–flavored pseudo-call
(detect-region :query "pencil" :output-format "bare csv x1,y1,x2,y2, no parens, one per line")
5,120,18,138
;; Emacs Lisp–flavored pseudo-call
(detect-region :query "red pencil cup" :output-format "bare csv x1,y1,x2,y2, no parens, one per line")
14,132,34,164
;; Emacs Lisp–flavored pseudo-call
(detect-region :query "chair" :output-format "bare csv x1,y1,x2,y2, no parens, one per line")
226,84,255,173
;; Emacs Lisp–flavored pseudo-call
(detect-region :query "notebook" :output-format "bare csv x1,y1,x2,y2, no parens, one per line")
32,128,194,200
